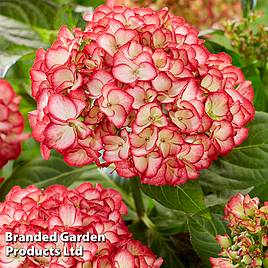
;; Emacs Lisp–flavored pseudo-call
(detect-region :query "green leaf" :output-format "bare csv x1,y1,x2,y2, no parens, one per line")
148,229,187,268
250,182,268,202
0,161,14,180
243,66,268,112
0,15,45,75
103,168,132,195
199,29,224,37
142,181,206,215
200,111,268,190
33,27,57,45
152,212,188,235
0,154,97,200
205,35,236,53
14,138,41,163
128,219,188,267
0,0,58,29
188,214,227,266
0,46,33,77
75,0,105,8
250,75,268,111
0,153,135,209
0,15,45,48
53,5,78,29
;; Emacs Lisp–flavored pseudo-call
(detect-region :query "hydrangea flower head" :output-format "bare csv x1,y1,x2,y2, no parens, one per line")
210,194,268,268
0,182,163,267
29,5,254,185
0,79,29,168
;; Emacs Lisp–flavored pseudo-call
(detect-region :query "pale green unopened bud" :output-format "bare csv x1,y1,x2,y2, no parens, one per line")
241,254,252,265
254,258,262,266
216,235,231,249
228,250,239,259
262,235,268,247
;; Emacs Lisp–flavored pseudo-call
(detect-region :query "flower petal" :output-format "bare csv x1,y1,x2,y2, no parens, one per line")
138,62,157,81
45,124,76,151
48,94,77,122
113,64,137,84
45,47,69,69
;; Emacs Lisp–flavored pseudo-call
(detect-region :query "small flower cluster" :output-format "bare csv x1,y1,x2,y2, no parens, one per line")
0,80,28,168
210,194,268,268
29,5,254,185
224,13,268,64
0,183,163,267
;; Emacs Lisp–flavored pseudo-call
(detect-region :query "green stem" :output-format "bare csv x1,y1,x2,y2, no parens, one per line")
142,214,156,230
130,177,145,219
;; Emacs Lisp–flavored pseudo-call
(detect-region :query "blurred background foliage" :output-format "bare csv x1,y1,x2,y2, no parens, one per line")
0,0,267,267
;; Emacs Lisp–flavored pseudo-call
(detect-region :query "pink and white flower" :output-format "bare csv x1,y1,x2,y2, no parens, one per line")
29,4,255,186
99,85,134,128
211,194,267,268
0,183,163,267
0,80,29,168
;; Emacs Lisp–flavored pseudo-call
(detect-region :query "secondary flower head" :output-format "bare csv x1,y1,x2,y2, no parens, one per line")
29,5,254,185
210,194,268,268
0,183,163,267
0,80,29,168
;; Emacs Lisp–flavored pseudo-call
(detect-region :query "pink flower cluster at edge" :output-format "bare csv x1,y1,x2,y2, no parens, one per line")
29,5,255,186
210,193,268,268
0,183,163,268
0,79,29,168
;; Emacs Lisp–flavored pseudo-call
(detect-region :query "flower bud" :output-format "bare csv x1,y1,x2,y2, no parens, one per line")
252,258,262,267
260,204,268,215
228,250,239,260
243,194,259,217
262,235,268,247
224,193,246,219
241,254,252,265
211,194,268,268
216,235,231,249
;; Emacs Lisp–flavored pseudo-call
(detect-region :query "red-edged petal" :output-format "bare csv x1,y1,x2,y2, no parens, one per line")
115,28,136,46
48,94,77,122
114,249,135,268
138,62,157,81
97,33,117,56
45,47,69,69
59,204,81,227
152,72,172,92
108,89,134,113
109,104,128,128
113,64,137,83
205,92,230,119
51,67,74,90
45,123,76,151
